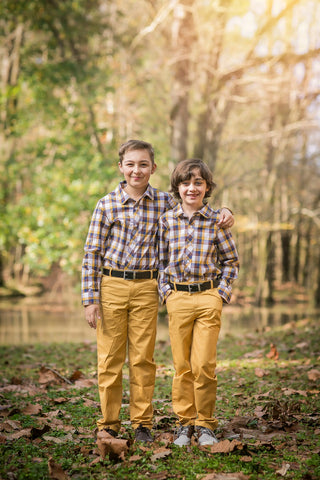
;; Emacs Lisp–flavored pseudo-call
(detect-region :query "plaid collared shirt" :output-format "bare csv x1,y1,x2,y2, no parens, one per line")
158,203,239,303
81,181,177,305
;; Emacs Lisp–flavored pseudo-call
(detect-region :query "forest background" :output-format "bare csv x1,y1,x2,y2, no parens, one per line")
1,0,319,308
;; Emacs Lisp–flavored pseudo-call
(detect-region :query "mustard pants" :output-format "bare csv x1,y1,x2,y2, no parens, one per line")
96,275,158,431
166,288,223,430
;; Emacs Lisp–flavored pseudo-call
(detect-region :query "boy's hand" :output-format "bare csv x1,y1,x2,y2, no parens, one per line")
85,304,101,329
218,208,234,228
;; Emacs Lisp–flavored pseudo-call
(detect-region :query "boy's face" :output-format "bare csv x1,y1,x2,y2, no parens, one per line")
118,149,156,192
178,168,208,211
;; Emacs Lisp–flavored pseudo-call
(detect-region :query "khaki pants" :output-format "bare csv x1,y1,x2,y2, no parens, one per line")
166,288,223,430
96,275,158,431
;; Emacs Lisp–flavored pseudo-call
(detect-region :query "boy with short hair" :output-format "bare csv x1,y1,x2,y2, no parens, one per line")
81,141,234,443
158,158,239,447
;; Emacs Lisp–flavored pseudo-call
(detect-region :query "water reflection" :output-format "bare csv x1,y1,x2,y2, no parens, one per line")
0,299,318,346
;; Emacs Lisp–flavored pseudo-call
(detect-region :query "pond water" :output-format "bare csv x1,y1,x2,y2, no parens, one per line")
0,297,318,346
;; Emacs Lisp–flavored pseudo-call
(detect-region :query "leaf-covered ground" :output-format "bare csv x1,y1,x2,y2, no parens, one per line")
0,317,319,480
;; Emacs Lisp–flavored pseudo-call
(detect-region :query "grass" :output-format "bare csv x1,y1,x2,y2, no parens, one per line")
0,317,319,479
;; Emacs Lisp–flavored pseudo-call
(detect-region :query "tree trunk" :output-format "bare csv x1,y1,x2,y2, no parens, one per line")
293,216,302,283
170,0,196,162
281,231,291,283
315,249,320,307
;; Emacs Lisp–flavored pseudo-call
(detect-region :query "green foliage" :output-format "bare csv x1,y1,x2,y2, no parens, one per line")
0,320,319,479
0,0,120,279
0,0,319,306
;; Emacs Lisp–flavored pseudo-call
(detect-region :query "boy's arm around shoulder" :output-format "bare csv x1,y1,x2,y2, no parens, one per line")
218,207,234,228
215,226,239,304
157,213,172,304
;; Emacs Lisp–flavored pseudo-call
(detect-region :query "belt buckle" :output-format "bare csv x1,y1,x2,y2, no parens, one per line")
123,271,134,280
188,283,199,293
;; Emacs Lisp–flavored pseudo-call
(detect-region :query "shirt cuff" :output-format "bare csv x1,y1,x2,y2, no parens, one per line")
217,278,232,304
159,284,172,304
81,291,100,305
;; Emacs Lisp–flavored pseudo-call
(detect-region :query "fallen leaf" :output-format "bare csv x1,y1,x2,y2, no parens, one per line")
243,349,264,358
96,430,130,461
69,370,83,382
254,405,266,418
282,388,307,397
150,448,172,462
31,457,43,463
0,419,21,431
308,369,320,381
296,342,309,349
254,368,267,378
276,463,290,476
154,432,174,445
73,378,97,388
206,439,243,454
22,403,42,415
53,397,68,404
39,366,69,387
7,428,32,440
43,434,73,443
266,344,279,360
89,457,102,466
240,456,252,462
149,472,169,480
129,454,142,462
83,398,99,407
254,391,272,399
48,456,70,480
201,473,249,480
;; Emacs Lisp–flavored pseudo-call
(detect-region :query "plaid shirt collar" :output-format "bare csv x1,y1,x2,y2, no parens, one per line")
118,181,155,204
173,202,213,219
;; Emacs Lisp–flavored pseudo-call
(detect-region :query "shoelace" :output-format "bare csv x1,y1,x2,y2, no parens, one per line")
176,426,193,436
197,427,215,437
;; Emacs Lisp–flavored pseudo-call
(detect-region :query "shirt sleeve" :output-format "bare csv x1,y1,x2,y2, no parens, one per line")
81,199,110,305
157,216,172,303
215,228,239,303
168,193,178,210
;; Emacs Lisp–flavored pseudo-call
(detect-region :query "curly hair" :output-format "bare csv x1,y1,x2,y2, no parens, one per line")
170,158,216,200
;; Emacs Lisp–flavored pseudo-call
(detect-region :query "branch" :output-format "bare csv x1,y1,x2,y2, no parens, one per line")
245,0,301,61
217,48,320,86
291,208,320,228
130,0,177,50
223,120,319,143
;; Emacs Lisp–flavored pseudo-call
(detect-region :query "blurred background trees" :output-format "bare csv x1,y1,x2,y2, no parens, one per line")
0,0,319,306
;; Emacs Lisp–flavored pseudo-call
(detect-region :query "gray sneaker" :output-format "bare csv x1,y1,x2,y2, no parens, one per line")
196,426,218,446
173,425,194,446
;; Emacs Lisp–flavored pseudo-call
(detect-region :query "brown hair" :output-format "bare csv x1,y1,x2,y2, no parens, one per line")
118,139,155,164
170,158,216,200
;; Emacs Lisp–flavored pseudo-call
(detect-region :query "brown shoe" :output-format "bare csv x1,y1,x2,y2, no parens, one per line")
134,425,153,443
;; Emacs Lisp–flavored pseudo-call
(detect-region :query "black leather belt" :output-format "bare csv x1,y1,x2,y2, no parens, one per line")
102,268,158,280
169,279,220,293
